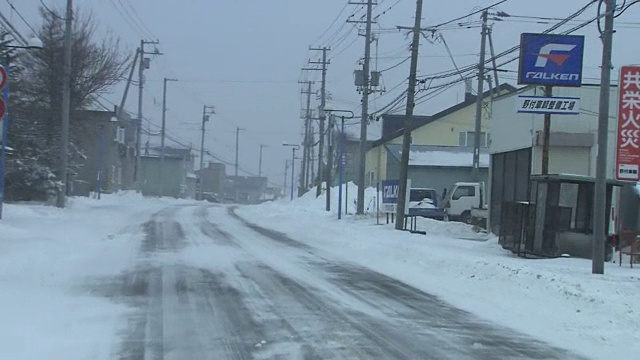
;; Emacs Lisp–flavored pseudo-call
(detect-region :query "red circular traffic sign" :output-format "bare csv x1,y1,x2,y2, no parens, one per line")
0,98,6,119
0,66,6,90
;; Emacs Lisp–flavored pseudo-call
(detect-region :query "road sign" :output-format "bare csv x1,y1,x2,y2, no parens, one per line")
518,33,585,87
516,95,580,115
381,179,411,214
0,66,6,91
616,65,640,181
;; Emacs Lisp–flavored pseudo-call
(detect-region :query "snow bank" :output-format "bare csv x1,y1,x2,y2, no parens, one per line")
239,198,640,360
0,192,173,360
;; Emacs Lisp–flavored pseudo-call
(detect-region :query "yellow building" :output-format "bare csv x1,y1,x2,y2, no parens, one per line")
365,84,516,185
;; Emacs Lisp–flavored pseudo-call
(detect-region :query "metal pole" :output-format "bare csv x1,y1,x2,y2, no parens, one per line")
160,78,167,197
135,39,144,188
0,55,10,219
542,85,553,175
259,144,266,177
291,148,296,201
593,0,616,275
472,10,488,182
159,78,177,197
200,105,206,172
395,0,424,230
356,0,374,215
284,160,288,199
338,116,345,219
235,127,240,178
56,0,72,208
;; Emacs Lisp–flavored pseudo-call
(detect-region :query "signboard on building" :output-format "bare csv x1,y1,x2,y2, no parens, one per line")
616,65,640,181
518,33,585,87
516,95,580,115
381,179,411,214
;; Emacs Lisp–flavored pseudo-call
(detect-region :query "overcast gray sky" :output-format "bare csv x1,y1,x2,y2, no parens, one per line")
3,0,640,188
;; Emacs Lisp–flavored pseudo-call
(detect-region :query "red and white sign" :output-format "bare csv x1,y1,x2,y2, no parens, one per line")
616,66,640,181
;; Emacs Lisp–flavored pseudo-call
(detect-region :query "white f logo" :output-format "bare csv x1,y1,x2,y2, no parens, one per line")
534,43,576,67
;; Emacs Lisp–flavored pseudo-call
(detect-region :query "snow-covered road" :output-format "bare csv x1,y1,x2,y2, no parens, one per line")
104,204,586,359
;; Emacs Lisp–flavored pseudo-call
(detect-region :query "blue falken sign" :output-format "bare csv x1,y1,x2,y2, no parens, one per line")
518,33,585,87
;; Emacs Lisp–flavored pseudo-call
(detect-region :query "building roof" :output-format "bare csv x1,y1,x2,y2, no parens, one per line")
142,146,193,160
373,83,518,148
385,144,489,168
226,176,268,189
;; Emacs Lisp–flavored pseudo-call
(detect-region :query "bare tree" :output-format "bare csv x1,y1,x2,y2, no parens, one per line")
5,6,130,201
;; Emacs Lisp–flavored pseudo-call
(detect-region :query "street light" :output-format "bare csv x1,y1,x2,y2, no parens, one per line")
0,38,44,219
323,109,355,219
282,143,300,201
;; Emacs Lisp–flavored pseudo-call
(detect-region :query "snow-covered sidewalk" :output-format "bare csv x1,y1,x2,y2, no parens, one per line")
238,186,640,360
0,193,191,360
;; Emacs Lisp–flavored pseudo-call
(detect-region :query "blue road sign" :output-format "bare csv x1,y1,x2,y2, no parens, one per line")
518,33,585,87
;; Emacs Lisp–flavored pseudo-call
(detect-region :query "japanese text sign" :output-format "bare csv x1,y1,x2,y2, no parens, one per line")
616,66,640,181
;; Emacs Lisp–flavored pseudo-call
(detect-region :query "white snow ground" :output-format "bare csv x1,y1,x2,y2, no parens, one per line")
0,193,192,360
2,187,640,360
238,183,640,360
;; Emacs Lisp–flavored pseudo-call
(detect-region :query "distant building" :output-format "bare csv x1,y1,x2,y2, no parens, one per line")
224,176,267,204
194,161,226,197
141,145,195,198
383,144,489,193
366,83,517,186
71,108,136,196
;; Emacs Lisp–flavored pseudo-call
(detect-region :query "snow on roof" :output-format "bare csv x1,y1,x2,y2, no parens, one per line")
409,150,489,168
186,173,197,179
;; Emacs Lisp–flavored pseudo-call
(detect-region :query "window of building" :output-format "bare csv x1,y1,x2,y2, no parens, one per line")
458,131,488,147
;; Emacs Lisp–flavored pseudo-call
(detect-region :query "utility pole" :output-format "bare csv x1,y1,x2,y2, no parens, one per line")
541,85,553,175
199,105,215,171
304,48,330,198
299,80,314,194
472,10,489,181
349,0,375,215
326,114,334,211
56,0,72,208
159,77,177,197
487,26,500,96
135,39,161,189
283,159,290,199
593,0,616,275
235,127,244,178
395,0,424,229
259,144,268,177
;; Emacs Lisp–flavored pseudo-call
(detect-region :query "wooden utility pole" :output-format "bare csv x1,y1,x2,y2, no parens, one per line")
593,0,616,275
304,48,330,198
349,0,375,215
472,10,489,181
56,0,72,208
395,0,424,230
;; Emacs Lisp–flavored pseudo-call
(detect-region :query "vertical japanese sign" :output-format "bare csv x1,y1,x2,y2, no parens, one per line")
616,66,640,181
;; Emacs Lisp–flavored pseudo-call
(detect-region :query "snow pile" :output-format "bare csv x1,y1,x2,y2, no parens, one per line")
261,182,381,218
238,203,640,360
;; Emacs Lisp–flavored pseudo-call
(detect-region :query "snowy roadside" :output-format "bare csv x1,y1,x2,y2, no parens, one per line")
237,186,640,360
0,192,191,360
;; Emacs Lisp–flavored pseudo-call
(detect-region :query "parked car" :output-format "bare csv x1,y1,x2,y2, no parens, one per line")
442,182,486,224
407,188,445,220
202,192,221,203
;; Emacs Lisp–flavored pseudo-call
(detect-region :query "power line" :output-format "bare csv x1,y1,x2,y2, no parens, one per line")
5,0,38,35
120,0,156,39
